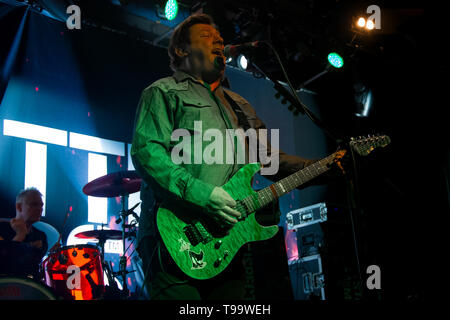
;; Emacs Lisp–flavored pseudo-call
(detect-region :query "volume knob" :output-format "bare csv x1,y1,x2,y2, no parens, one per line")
214,258,222,268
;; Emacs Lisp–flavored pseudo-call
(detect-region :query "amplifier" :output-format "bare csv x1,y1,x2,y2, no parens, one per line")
288,254,325,300
285,223,324,259
286,202,327,230
285,203,327,259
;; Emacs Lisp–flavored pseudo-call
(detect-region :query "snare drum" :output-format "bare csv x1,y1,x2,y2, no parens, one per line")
0,277,58,300
42,245,104,300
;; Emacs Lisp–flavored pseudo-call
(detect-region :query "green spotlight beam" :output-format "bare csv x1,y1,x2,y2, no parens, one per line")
328,52,344,68
165,0,178,20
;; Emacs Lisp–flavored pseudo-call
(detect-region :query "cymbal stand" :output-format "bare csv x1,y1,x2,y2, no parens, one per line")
96,232,119,293
115,194,140,297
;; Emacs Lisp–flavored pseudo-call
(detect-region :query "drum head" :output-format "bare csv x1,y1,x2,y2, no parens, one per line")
0,277,59,300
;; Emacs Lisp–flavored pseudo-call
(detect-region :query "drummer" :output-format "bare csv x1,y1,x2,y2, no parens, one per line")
0,187,48,260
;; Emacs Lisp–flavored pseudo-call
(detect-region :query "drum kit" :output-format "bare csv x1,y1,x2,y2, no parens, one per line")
0,170,143,300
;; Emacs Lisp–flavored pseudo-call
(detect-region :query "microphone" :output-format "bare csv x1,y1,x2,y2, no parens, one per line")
115,202,140,224
223,41,261,58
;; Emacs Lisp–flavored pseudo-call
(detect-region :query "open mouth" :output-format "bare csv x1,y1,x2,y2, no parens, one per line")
211,48,223,56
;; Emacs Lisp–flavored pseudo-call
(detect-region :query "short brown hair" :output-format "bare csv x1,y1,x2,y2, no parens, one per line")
168,13,217,71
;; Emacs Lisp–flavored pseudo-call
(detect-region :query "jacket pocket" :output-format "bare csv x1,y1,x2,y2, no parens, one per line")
180,94,212,109
177,94,212,131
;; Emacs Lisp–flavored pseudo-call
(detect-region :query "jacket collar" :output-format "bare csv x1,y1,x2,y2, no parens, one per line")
172,70,229,90
173,70,201,84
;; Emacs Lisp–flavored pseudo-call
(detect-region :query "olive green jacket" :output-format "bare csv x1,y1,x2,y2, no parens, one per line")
131,71,316,245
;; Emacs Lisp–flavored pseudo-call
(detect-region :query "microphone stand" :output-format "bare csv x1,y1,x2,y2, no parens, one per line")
245,44,368,297
248,53,341,144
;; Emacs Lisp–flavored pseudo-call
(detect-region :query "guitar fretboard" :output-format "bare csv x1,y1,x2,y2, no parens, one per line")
239,153,336,213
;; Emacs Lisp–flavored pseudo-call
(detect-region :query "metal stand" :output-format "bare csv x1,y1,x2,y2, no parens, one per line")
96,232,118,294
81,169,142,299
118,194,129,296
114,194,140,298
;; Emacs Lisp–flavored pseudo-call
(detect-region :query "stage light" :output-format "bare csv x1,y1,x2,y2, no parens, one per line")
156,0,178,21
88,153,107,224
69,132,125,156
355,16,376,31
356,17,366,28
365,19,375,30
3,119,67,146
327,52,344,69
297,52,345,89
165,0,178,20
237,54,248,70
25,141,47,216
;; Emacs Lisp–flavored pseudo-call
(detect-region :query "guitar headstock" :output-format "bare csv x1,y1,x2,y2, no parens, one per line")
349,134,391,156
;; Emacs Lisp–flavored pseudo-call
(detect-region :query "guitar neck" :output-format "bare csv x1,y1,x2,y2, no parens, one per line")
255,153,336,209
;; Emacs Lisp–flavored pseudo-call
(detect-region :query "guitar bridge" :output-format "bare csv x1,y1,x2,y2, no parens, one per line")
183,221,212,246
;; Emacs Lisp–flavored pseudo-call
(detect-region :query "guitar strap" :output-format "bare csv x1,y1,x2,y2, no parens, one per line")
223,90,251,131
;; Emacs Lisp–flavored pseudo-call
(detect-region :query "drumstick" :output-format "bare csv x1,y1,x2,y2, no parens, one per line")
0,218,11,223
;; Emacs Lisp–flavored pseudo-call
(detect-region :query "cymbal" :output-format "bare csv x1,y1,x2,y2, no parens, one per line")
75,229,125,240
82,170,142,197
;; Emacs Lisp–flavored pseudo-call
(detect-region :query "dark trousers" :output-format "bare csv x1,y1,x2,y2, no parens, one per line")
137,235,247,300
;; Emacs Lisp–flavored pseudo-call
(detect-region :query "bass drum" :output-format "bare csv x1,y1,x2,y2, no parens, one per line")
0,277,59,300
42,244,105,300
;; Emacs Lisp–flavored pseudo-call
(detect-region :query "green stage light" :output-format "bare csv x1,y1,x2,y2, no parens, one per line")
328,52,344,68
165,0,178,21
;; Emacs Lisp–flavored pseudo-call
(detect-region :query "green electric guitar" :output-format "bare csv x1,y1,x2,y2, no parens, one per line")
157,135,391,279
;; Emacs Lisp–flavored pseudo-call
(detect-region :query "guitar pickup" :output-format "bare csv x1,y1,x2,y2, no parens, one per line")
183,221,212,246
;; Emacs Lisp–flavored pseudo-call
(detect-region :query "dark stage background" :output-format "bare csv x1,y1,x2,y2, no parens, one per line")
0,1,448,300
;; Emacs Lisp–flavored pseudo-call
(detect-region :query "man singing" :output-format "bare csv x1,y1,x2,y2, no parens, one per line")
131,13,334,300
